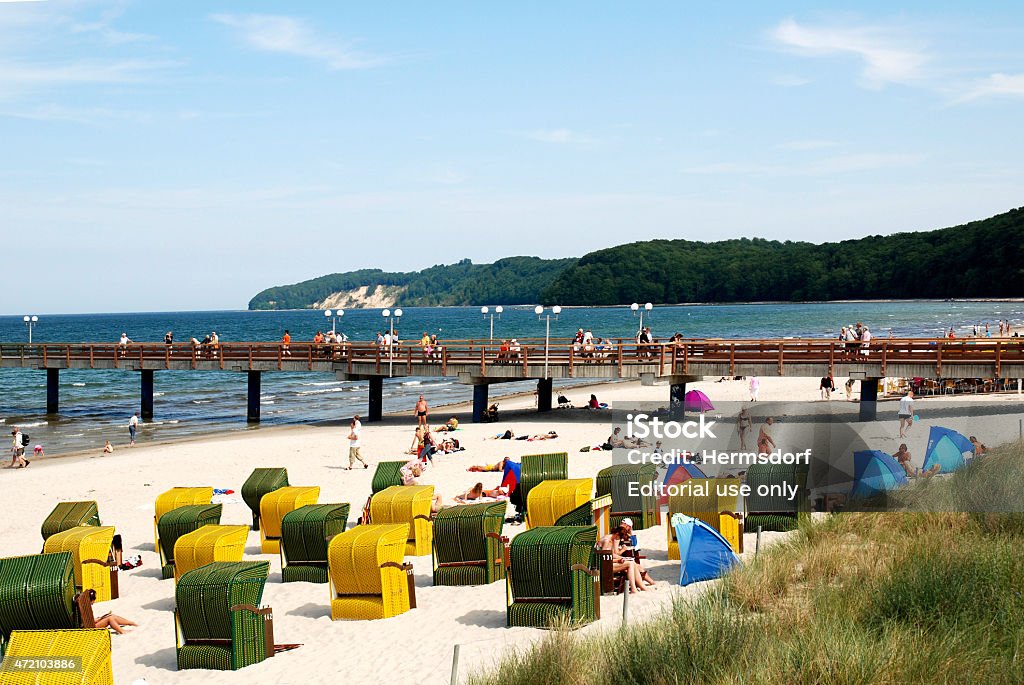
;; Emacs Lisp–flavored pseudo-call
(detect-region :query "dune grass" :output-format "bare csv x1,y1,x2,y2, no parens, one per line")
470,445,1024,685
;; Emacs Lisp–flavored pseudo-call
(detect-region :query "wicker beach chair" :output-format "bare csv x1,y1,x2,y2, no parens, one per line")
175,561,296,670
744,463,809,532
432,502,507,586
280,504,351,583
173,525,249,581
157,504,223,579
368,485,434,556
0,552,80,657
327,524,415,620
42,526,119,603
667,478,744,558
241,468,289,530
3,629,113,685
519,452,568,509
371,461,406,494
40,501,101,542
259,486,320,554
506,526,600,628
526,479,592,528
596,464,660,529
154,487,214,550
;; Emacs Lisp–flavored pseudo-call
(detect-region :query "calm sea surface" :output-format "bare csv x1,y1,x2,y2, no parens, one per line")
1,302,1021,455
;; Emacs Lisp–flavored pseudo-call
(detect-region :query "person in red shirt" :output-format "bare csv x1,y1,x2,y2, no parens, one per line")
282,330,292,356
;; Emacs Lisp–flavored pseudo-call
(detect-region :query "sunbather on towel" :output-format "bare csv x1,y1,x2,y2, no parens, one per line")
468,457,507,472
454,482,508,504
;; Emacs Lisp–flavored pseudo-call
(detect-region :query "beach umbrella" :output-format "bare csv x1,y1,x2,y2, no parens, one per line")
922,426,974,474
683,389,714,413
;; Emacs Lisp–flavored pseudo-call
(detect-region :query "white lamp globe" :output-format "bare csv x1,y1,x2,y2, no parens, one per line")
395,308,403,317
496,306,504,314
382,309,391,318
324,310,332,317
645,302,653,311
23,315,30,322
630,303,639,312
481,306,489,314
552,306,562,315
534,305,544,315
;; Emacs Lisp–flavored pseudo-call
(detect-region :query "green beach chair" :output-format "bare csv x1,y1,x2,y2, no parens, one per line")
157,504,224,579
519,452,569,508
432,501,507,586
175,561,296,671
506,525,600,628
0,551,79,657
744,463,809,532
596,463,660,530
241,468,289,530
371,461,406,494
280,504,351,583
41,501,101,542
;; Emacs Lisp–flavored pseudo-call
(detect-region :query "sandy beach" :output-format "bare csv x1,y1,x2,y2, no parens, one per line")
3,375,1022,684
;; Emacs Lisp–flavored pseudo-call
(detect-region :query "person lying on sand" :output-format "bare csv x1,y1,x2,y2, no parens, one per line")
488,430,514,440
454,482,508,504
468,457,507,472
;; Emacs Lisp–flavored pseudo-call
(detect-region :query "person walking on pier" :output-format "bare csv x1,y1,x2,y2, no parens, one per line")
347,415,367,469
282,330,292,357
128,412,139,446
749,376,760,402
415,395,430,429
164,331,174,355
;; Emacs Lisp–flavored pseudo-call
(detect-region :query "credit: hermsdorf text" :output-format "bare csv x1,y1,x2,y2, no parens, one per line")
622,413,811,501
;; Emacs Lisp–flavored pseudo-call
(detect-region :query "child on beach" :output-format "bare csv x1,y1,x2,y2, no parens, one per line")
103,441,114,454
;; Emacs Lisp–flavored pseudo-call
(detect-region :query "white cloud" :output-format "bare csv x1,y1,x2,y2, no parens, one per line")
211,14,385,70
0,59,174,89
771,74,811,87
770,18,928,88
777,139,840,151
521,128,596,144
955,72,1024,102
682,152,922,176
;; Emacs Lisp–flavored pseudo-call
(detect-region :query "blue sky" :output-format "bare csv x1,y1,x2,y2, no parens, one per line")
2,1,1023,314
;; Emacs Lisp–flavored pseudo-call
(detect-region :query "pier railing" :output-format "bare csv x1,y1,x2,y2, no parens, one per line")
2,338,1023,378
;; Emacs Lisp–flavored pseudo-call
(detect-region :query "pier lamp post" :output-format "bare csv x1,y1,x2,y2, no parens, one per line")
324,309,344,336
481,306,503,341
534,305,561,378
630,302,653,336
382,308,403,377
23,315,38,344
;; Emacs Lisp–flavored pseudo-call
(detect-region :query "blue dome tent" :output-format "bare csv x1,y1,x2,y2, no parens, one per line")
671,513,740,586
851,450,908,499
922,426,974,475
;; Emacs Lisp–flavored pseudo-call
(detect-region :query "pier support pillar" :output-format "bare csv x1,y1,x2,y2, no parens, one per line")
46,368,59,414
669,380,687,421
473,384,489,423
537,378,553,413
367,376,384,423
859,378,879,421
140,369,154,420
247,371,262,424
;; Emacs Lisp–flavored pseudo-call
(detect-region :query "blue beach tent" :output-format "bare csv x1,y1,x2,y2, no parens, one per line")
670,513,740,586
851,450,908,499
922,426,974,475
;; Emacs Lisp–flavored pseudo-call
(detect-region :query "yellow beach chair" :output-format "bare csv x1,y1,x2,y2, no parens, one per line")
525,479,593,528
1,629,113,685
153,487,213,550
173,525,249,581
667,478,745,558
259,486,320,554
368,485,434,556
42,526,118,603
327,524,415,620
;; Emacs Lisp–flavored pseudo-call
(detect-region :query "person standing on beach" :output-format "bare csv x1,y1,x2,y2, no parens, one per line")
897,390,915,438
128,412,139,446
756,417,776,456
749,376,760,402
845,378,855,401
415,395,429,429
347,415,367,469
282,330,292,357
9,427,28,468
819,374,834,400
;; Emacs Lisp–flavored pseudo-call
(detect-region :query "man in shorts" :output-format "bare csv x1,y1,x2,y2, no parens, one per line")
414,395,429,429
897,390,914,438
10,427,28,468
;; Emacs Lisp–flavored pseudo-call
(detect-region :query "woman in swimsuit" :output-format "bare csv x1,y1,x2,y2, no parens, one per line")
756,417,776,455
736,408,752,451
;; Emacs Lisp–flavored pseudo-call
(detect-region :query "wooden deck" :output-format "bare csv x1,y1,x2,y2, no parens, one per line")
3,337,1023,380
